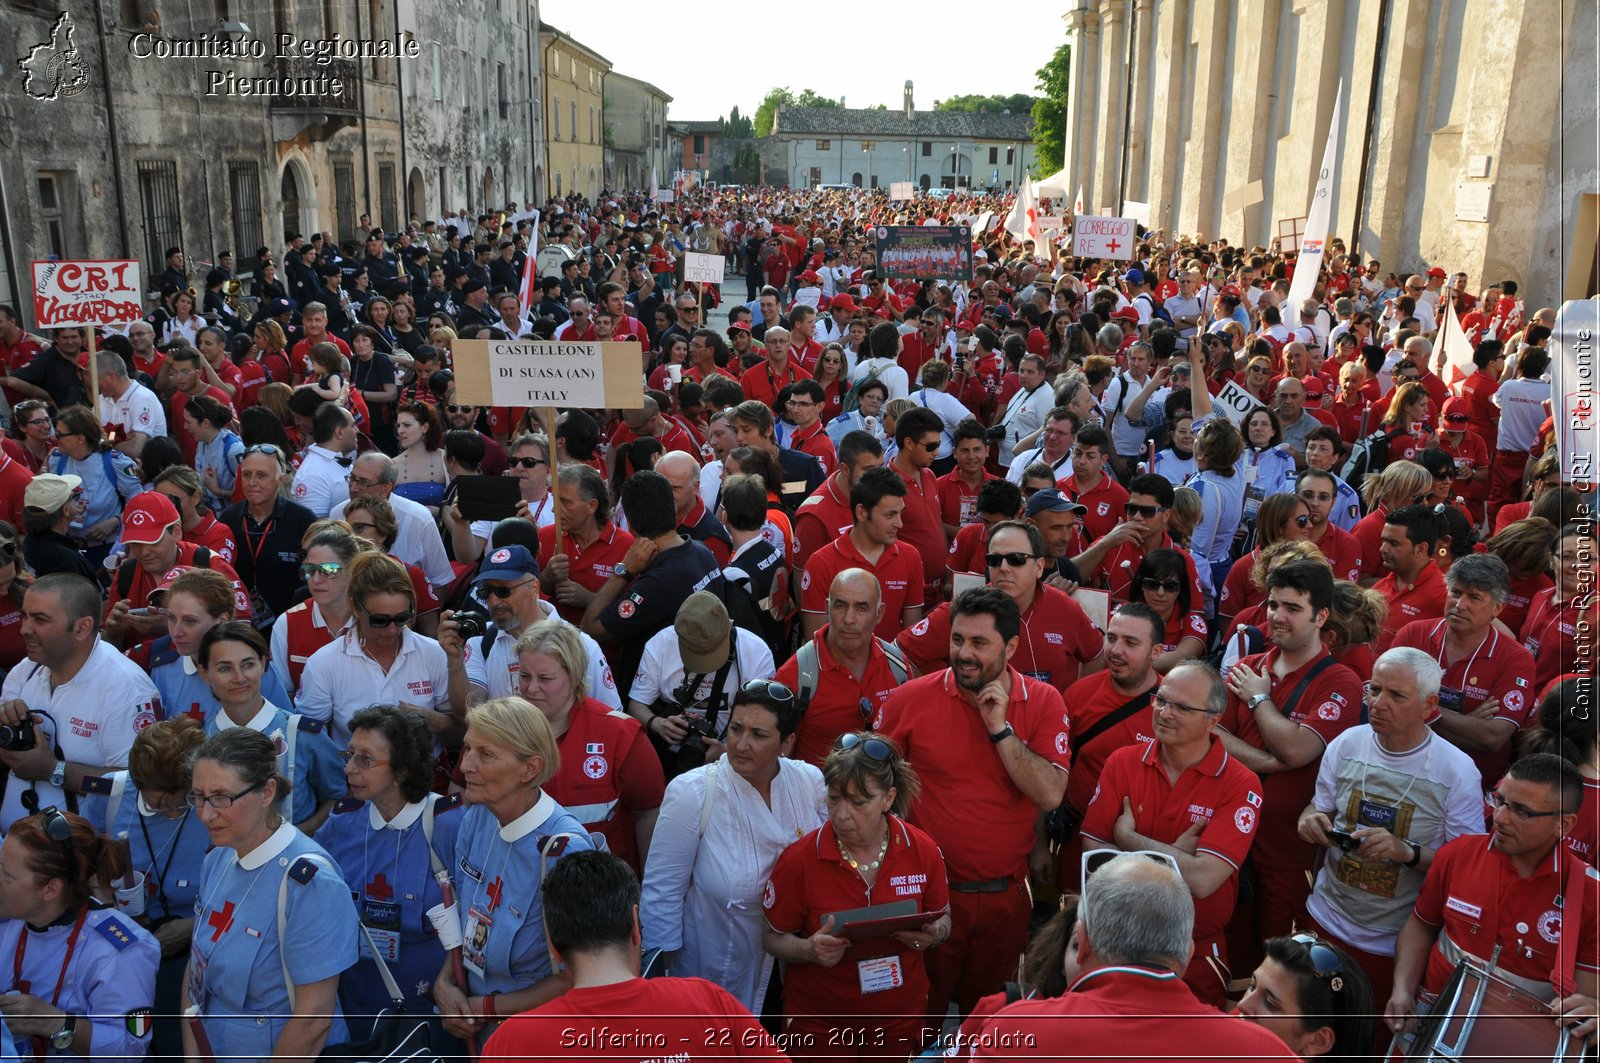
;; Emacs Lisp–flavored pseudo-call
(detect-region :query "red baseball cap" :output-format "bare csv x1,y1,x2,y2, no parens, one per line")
727,321,751,334
830,293,858,313
796,271,820,284
121,491,181,545
149,565,196,603
1300,375,1326,400
1425,266,1447,279
1441,397,1471,422
1112,307,1139,323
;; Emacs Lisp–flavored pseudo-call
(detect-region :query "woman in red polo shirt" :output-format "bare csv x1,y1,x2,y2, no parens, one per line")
1522,523,1600,693
763,733,950,1061
1130,549,1210,674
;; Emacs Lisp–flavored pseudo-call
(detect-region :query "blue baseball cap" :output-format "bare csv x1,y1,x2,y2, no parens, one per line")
477,545,538,582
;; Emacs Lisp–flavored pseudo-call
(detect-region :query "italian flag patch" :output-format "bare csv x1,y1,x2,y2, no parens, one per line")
125,1009,152,1037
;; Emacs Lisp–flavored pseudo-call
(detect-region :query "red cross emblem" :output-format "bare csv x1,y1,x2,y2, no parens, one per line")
208,901,236,942
365,874,394,902
1105,238,1122,254
485,876,504,913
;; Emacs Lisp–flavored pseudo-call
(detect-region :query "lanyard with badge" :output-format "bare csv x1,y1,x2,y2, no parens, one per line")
357,827,404,964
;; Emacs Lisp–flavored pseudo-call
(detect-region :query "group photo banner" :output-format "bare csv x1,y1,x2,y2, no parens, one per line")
873,225,974,282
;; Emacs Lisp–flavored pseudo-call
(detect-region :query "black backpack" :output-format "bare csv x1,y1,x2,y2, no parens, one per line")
115,546,212,601
1340,427,1396,485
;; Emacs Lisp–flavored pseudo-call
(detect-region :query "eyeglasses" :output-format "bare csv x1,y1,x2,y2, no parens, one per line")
986,551,1038,569
445,404,475,414
836,732,892,762
339,750,390,771
1289,933,1348,992
348,521,378,535
1125,503,1164,519
1487,790,1562,820
509,457,546,469
1153,691,1214,716
363,609,415,628
299,561,345,580
23,417,51,428
185,780,265,809
346,474,379,489
739,679,794,704
1142,578,1184,594
483,577,534,600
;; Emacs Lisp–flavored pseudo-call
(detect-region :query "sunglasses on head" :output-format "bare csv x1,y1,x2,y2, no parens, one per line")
837,732,892,762
363,609,415,628
244,443,282,457
1289,933,1348,991
740,679,794,704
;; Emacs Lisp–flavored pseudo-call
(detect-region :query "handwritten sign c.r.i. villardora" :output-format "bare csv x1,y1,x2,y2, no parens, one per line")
452,339,645,411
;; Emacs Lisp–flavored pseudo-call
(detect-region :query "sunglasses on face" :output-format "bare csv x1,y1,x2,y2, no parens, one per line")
509,457,546,469
1143,577,1184,594
299,561,344,580
1125,503,1164,519
483,578,534,600
986,551,1038,569
445,404,474,414
837,732,892,762
363,609,415,628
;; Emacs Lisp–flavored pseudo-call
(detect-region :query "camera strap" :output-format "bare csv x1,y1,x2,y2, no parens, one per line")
667,640,740,730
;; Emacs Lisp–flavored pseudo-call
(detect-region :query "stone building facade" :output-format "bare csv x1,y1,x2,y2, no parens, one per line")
538,22,608,202
0,0,545,323
1059,0,1598,302
603,72,671,192
773,84,1035,192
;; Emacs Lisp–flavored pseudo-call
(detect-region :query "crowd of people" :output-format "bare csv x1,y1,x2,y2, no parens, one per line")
0,179,1593,1063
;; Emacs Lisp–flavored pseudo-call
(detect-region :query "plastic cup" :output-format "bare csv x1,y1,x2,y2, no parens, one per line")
427,901,463,950
115,871,147,917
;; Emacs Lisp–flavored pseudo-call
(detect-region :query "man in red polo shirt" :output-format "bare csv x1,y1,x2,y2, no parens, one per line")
539,464,635,626
739,327,810,411
658,451,732,566
1218,560,1364,946
801,466,924,641
897,310,951,378
1295,469,1365,580
1082,660,1264,1006
165,347,235,464
1073,474,1203,602
1458,340,1505,450
874,588,1070,1018
606,396,700,465
785,304,823,371
945,480,1024,587
896,520,1103,694
287,302,351,379
781,380,836,476
598,281,650,344
794,431,884,570
1391,553,1537,785
101,492,250,647
1387,754,1600,1045
1374,506,1448,652
886,407,948,601
1057,424,1127,545
773,569,908,766
973,852,1300,1063
937,419,996,537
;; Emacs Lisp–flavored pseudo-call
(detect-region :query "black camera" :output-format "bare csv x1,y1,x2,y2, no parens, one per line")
453,610,489,641
0,717,36,752
1325,829,1361,852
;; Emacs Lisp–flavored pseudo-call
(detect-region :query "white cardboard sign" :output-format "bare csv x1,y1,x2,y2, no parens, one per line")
1071,216,1137,261
1212,379,1266,425
32,259,143,326
683,251,726,285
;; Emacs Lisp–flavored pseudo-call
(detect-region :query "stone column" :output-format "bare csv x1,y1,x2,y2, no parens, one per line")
1094,0,1127,213
1078,5,1102,210
1062,4,1091,197
1143,0,1190,233
1125,0,1155,203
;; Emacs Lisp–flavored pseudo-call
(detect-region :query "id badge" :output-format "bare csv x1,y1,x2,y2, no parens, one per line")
1356,799,1397,832
360,898,402,963
1437,686,1465,712
1243,463,1258,484
462,905,492,977
857,954,904,995
187,943,209,1006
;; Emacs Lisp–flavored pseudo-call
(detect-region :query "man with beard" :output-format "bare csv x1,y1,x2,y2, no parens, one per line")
1294,469,1365,581
874,587,1071,1019
439,386,508,475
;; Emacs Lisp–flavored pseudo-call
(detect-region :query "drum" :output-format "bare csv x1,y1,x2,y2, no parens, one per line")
1404,959,1591,1062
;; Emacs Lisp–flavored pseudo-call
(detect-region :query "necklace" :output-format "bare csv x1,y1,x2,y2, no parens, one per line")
838,832,889,873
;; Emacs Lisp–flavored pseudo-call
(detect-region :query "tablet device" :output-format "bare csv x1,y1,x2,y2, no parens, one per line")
455,475,522,522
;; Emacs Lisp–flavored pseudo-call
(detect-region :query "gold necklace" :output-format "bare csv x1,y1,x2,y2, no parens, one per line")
838,832,890,873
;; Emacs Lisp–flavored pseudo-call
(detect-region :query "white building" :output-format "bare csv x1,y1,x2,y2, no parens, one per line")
772,82,1035,192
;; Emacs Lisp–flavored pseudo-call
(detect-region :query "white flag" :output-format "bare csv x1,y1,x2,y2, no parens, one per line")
1437,299,1476,391
649,166,658,199
1004,174,1040,247
1282,81,1344,330
1072,184,1085,216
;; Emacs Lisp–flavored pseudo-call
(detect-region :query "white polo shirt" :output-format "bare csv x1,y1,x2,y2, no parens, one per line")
100,380,166,442
291,444,353,518
0,639,159,830
462,600,621,709
296,627,454,749
333,492,453,588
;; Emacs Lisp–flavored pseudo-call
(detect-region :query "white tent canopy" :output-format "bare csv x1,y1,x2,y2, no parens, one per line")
1035,168,1070,197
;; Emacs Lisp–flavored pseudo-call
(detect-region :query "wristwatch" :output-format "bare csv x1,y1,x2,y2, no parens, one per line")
612,562,632,580
49,760,66,788
1247,692,1272,710
1404,841,1423,868
50,1014,75,1051
988,724,1016,745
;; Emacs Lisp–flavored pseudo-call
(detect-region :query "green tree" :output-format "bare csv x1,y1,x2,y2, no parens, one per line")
934,93,1038,114
723,106,753,140
1031,42,1071,175
753,87,840,137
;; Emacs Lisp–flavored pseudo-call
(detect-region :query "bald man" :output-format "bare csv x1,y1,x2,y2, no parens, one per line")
607,395,701,469
658,450,731,565
772,568,909,766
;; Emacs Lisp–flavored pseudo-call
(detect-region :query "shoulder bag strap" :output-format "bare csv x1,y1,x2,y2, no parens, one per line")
276,854,361,1007
105,772,129,836
1554,852,1586,997
1275,655,1338,719
794,640,820,716
283,716,299,797
420,796,447,881
875,638,911,686
1070,688,1156,758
